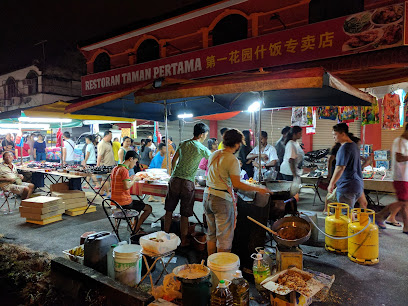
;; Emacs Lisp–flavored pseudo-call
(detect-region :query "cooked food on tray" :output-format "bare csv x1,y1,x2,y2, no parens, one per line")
379,24,403,46
343,29,381,49
372,5,403,25
277,270,312,296
277,226,309,240
343,13,371,34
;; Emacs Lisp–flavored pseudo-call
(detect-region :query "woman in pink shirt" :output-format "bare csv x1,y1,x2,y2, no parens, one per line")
198,138,218,175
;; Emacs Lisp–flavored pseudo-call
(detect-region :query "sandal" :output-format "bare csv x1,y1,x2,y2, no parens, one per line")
376,220,386,229
83,186,89,189
385,221,402,227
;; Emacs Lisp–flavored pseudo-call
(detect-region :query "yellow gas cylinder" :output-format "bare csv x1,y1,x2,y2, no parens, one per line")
348,208,379,265
325,203,350,254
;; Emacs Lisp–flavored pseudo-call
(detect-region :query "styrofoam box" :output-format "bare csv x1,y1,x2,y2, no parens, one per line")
139,231,180,255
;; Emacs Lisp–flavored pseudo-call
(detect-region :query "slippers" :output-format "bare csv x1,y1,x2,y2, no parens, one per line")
386,221,402,227
376,220,387,229
83,186,89,189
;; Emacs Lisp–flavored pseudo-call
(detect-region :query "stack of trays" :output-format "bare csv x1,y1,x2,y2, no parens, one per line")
20,196,64,225
51,190,95,216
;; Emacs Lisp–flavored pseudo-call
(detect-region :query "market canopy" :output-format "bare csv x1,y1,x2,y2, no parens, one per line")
66,67,375,122
0,101,136,122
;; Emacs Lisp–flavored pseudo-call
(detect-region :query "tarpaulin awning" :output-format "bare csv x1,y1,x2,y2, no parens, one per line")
66,67,375,122
0,101,136,122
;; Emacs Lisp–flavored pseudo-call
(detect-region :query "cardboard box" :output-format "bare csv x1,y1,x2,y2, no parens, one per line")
262,268,325,306
21,196,62,208
51,190,86,199
65,205,96,216
20,209,65,220
19,203,65,214
50,183,69,192
376,160,391,170
26,214,62,225
374,150,391,161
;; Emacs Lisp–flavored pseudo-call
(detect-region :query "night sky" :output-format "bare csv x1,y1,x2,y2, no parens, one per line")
0,0,223,74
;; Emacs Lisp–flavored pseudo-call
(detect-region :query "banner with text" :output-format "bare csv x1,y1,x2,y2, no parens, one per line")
82,2,407,96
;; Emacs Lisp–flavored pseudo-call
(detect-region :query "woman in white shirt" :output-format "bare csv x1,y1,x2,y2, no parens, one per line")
280,126,303,181
82,135,100,189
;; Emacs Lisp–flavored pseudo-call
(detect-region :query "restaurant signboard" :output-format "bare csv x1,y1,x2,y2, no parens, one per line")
82,2,407,96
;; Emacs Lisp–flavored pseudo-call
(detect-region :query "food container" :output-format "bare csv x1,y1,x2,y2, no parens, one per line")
139,231,180,254
261,267,325,306
63,245,84,264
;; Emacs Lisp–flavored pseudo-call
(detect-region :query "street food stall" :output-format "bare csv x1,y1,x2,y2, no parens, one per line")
38,67,377,304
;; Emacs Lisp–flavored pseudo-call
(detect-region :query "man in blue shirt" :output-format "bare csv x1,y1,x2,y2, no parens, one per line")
149,143,166,169
328,123,363,207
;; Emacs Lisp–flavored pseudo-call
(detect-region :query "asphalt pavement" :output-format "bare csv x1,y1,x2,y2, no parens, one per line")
0,186,407,305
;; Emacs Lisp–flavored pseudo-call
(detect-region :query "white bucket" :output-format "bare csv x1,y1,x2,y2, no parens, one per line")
207,252,240,286
113,244,142,286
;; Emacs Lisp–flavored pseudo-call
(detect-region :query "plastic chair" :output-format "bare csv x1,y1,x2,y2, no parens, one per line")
0,187,17,214
102,198,139,241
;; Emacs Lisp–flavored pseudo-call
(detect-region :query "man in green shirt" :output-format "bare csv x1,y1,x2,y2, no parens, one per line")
164,123,211,246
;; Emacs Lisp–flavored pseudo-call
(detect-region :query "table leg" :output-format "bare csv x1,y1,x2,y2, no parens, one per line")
138,255,159,288
314,184,323,203
154,253,175,285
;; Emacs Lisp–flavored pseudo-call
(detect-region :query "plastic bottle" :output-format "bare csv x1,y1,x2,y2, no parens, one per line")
255,247,274,271
211,280,233,306
252,252,271,292
230,270,249,306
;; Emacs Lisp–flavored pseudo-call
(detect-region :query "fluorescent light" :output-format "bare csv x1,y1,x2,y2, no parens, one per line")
248,101,261,112
0,129,20,134
18,117,72,123
178,113,193,119
0,123,50,130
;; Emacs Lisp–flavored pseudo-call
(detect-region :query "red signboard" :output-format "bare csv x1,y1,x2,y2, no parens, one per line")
82,2,407,96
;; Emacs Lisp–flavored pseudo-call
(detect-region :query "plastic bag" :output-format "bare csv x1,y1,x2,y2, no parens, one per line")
151,273,182,301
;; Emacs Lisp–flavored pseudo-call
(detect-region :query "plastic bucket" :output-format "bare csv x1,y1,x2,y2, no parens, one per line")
113,244,142,286
207,252,240,287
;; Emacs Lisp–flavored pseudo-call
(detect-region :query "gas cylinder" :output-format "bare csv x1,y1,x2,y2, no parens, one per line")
325,203,350,254
348,208,379,265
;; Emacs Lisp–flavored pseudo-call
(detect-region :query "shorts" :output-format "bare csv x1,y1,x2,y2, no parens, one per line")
122,199,146,212
3,182,31,195
336,190,362,208
281,174,294,181
393,181,408,201
165,177,195,217
204,193,235,251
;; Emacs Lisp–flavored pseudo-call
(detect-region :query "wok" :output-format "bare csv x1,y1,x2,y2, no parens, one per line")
271,216,311,247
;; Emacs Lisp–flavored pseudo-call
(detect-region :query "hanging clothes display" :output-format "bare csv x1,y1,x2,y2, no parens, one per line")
291,107,313,127
56,128,62,147
317,106,338,120
306,107,317,134
338,106,359,122
362,98,380,125
382,93,400,130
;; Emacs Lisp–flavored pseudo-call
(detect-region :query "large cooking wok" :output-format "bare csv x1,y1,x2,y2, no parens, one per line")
272,216,311,247
248,215,311,248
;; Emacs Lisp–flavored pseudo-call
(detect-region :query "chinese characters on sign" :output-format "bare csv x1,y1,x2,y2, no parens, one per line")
206,32,335,68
